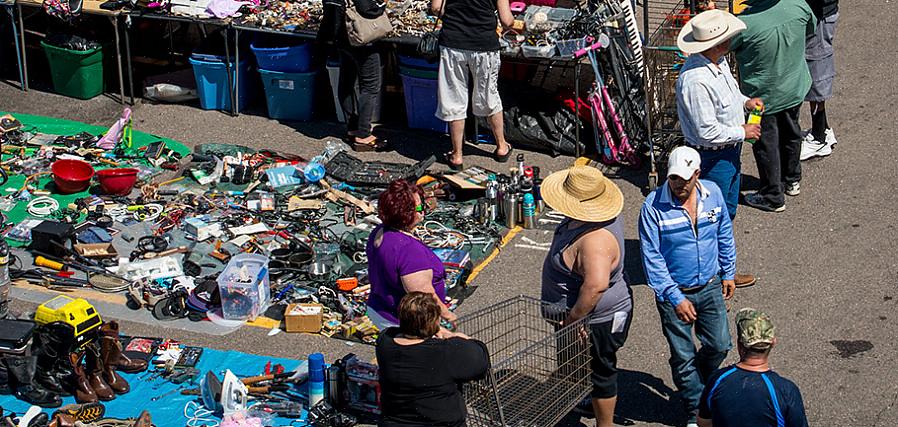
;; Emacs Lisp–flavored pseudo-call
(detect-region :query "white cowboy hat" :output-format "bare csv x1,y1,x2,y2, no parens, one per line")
676,9,747,55
540,165,623,223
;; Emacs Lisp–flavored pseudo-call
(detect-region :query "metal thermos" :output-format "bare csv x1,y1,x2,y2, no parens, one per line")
485,176,499,222
503,193,519,227
522,193,536,229
516,193,525,224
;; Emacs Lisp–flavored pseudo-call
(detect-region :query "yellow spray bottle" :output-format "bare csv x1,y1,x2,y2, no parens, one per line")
745,106,763,144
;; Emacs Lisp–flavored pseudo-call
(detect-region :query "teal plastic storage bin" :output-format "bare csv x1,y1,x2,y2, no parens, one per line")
259,69,317,121
400,74,447,133
189,56,252,111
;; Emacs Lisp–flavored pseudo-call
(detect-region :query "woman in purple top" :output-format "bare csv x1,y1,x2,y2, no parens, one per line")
366,180,456,331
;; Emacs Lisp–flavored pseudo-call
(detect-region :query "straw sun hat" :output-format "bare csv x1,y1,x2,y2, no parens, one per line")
540,165,624,223
677,9,746,55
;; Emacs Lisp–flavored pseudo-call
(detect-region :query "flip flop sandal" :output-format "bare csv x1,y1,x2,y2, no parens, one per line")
443,151,464,171
351,136,387,152
495,145,514,163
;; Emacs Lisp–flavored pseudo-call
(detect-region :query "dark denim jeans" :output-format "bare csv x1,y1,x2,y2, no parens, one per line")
338,45,382,138
699,145,741,220
655,279,731,420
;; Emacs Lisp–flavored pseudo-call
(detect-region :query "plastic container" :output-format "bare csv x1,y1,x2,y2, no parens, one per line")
556,37,589,57
250,40,313,73
400,74,448,134
96,168,138,195
217,254,271,321
522,44,557,58
398,54,439,71
189,56,253,111
51,159,94,194
399,65,438,80
258,69,317,121
41,41,105,100
326,60,347,123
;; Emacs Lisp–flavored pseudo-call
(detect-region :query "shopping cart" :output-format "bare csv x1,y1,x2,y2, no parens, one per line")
642,0,733,189
457,296,592,427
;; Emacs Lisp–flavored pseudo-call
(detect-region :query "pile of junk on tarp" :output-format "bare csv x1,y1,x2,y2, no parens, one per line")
0,294,378,426
0,110,555,340
0,109,553,425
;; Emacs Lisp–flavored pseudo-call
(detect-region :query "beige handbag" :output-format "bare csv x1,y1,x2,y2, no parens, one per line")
345,0,394,47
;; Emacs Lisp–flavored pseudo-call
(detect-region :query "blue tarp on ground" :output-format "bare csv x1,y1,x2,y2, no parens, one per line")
0,347,308,426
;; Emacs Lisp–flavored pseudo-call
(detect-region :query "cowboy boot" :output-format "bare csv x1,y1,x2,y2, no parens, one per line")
84,346,114,401
70,352,99,404
99,322,147,374
99,337,129,395
4,355,62,408
34,323,77,396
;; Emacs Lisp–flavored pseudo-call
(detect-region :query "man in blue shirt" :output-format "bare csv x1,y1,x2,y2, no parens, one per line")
639,146,737,427
698,308,809,427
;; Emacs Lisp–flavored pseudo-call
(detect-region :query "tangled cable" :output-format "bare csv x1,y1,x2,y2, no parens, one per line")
184,401,219,427
26,196,59,217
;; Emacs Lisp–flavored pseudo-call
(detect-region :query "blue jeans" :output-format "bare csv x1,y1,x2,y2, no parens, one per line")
655,280,731,420
699,145,741,220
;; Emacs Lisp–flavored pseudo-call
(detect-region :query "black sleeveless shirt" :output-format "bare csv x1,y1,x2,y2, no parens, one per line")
438,0,501,51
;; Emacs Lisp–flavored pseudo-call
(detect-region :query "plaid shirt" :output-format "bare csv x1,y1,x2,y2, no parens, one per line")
676,54,750,149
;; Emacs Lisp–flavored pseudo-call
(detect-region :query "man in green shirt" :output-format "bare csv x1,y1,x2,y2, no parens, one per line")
730,0,816,212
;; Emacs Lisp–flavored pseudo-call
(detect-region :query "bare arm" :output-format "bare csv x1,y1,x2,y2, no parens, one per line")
564,230,617,323
431,0,444,16
495,0,514,28
401,270,455,323
697,417,713,427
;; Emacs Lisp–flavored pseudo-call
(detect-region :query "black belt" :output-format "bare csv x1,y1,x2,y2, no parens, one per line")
679,276,719,294
687,143,737,152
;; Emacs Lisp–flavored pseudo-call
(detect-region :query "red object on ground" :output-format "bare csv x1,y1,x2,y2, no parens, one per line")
51,159,95,194
96,168,139,195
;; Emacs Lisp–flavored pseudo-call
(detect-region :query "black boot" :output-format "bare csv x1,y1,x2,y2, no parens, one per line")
5,356,62,408
33,324,75,397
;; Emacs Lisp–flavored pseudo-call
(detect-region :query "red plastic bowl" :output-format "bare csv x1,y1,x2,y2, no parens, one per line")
52,159,95,194
96,168,139,195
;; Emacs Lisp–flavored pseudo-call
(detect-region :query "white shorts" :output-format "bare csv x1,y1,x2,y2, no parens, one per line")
436,47,503,122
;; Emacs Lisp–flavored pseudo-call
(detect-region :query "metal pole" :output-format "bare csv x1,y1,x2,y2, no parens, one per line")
112,15,125,105
6,5,24,90
574,61,580,159
234,26,240,116
124,15,134,105
16,3,27,91
222,26,236,117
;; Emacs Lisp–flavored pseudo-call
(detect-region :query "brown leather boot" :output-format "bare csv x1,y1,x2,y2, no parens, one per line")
84,347,114,401
48,413,75,427
99,336,129,395
99,322,147,374
69,352,98,404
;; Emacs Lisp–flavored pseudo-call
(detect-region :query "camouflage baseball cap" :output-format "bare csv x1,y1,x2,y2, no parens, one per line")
735,308,776,349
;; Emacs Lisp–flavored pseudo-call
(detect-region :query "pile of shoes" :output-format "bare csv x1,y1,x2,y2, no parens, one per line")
0,404,152,427
1,319,148,408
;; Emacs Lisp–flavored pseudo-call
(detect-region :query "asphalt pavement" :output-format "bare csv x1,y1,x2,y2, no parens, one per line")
3,2,898,425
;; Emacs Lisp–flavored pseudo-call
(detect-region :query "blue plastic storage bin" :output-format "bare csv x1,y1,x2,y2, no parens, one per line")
259,69,317,121
398,54,439,71
189,56,253,111
400,74,447,133
250,41,312,73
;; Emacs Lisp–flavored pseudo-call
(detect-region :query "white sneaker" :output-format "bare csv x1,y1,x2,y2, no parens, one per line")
825,128,837,145
785,182,800,196
686,423,699,427
800,136,832,161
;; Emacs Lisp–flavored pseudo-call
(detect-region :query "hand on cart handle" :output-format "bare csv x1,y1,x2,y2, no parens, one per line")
562,315,590,342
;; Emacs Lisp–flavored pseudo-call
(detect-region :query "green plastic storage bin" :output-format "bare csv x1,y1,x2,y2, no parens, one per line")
41,41,105,100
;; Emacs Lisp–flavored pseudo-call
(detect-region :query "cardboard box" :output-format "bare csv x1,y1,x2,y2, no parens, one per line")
284,304,324,333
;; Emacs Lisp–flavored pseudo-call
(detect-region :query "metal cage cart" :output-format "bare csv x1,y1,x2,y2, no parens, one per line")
456,296,592,427
642,0,733,189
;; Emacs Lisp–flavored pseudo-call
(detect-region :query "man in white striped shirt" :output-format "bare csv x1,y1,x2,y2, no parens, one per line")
675,10,762,289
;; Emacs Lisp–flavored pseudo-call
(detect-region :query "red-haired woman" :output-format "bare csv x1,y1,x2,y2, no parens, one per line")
366,180,455,331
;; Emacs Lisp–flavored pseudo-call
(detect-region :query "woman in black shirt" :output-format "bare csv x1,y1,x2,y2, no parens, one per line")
376,292,490,426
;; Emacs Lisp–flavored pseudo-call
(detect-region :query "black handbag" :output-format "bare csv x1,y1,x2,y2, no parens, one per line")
417,1,445,58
